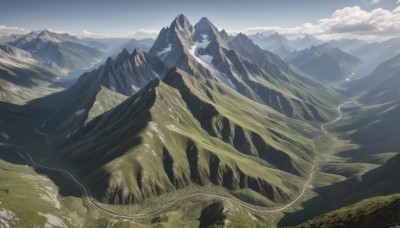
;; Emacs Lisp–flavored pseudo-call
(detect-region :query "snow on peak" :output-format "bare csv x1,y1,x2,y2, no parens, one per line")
189,40,236,90
195,34,210,49
157,44,172,59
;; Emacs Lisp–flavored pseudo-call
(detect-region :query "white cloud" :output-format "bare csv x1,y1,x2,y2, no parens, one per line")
0,25,27,37
77,29,158,39
46,28,68,34
366,0,383,6
129,29,159,39
233,6,400,41
397,0,400,4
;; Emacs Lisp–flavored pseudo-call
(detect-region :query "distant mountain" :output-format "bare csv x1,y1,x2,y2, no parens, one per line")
336,54,400,155
12,30,82,44
346,53,400,99
85,38,155,58
0,44,59,104
149,15,338,121
288,35,323,51
327,39,367,53
287,43,362,82
10,30,102,72
248,33,293,59
346,38,400,77
114,38,154,54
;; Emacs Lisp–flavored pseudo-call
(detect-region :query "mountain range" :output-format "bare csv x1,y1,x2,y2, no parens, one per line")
287,43,362,82
29,15,336,208
0,14,399,228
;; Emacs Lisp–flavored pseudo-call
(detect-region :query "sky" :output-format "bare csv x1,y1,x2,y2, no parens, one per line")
0,0,400,41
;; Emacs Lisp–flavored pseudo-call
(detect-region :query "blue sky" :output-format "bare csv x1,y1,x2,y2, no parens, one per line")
0,0,399,40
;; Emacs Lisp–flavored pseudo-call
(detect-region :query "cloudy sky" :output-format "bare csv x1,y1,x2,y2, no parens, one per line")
0,0,399,41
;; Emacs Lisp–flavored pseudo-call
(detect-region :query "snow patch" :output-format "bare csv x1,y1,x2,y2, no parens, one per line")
39,213,67,228
226,56,234,68
189,43,236,90
157,44,171,59
196,34,210,49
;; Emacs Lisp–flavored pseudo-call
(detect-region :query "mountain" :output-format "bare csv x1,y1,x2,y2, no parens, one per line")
28,47,168,142
290,54,400,227
346,53,400,96
26,15,337,206
149,15,339,121
53,68,318,206
333,54,400,158
327,39,367,53
310,153,400,218
83,37,155,58
248,33,293,59
10,30,102,72
287,43,362,82
75,48,169,96
346,38,400,78
0,44,60,104
288,35,323,51
112,38,154,55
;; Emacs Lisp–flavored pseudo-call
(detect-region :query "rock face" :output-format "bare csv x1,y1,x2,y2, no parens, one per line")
74,48,169,96
150,15,338,122
287,43,362,82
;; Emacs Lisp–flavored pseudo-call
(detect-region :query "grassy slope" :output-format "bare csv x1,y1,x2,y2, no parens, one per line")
0,60,61,105
0,159,86,227
299,194,400,228
52,69,319,208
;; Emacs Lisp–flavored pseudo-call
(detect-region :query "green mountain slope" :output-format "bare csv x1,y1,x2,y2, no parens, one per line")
299,194,400,228
53,68,318,206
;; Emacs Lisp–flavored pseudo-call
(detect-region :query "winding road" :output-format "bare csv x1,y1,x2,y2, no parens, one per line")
2,101,349,220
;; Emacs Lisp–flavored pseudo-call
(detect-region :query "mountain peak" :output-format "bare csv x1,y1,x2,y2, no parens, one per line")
195,17,218,31
194,17,221,43
234,32,252,44
115,48,131,63
132,48,144,55
198,17,212,25
171,14,191,28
